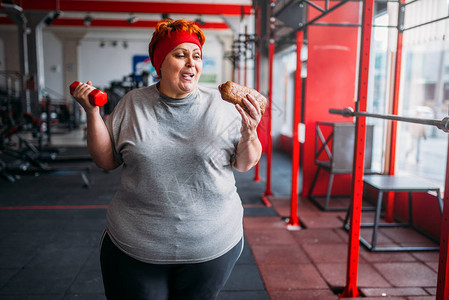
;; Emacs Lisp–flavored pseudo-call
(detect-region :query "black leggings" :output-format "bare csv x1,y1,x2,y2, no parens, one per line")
100,232,243,300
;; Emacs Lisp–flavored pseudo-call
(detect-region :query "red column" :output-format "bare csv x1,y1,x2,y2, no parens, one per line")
437,132,449,299
340,0,374,297
244,25,248,87
254,48,262,181
286,30,303,229
231,44,236,83
262,0,275,206
253,5,261,182
385,0,405,223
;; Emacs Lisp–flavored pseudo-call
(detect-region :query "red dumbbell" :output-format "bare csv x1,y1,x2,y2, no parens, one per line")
70,81,107,107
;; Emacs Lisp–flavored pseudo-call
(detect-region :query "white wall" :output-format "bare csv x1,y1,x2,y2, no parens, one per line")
0,28,20,72
200,33,224,88
0,28,21,94
77,31,148,89
43,30,64,101
272,46,296,143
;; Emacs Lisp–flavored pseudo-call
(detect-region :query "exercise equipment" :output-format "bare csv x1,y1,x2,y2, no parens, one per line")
329,107,449,132
309,122,375,211
70,81,107,107
0,105,90,187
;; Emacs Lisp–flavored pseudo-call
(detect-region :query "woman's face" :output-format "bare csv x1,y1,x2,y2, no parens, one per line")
158,42,202,98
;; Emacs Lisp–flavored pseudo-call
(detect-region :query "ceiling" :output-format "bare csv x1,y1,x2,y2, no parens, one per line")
0,0,254,32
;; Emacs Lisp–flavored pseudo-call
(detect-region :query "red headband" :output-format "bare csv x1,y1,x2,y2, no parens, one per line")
152,31,203,77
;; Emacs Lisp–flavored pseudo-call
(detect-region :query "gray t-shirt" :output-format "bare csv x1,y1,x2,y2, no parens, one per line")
105,84,244,264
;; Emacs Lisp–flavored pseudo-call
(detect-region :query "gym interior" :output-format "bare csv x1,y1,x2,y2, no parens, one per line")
0,0,448,299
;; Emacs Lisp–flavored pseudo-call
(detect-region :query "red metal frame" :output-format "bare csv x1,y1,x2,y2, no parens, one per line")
0,17,227,29
340,0,374,297
261,39,274,206
244,26,248,87
51,18,228,29
262,1,275,206
388,2,403,179
253,5,261,182
5,0,252,16
437,133,449,299
384,0,404,223
286,30,303,229
253,49,261,181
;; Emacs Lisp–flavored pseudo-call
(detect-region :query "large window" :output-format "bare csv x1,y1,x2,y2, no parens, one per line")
368,10,390,173
396,0,449,185
367,0,449,186
368,1,449,187
273,46,297,138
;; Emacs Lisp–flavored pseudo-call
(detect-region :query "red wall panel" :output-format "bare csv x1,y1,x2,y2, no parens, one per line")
395,193,442,239
302,1,361,196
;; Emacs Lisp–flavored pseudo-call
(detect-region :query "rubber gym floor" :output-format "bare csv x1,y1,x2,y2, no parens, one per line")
0,142,440,299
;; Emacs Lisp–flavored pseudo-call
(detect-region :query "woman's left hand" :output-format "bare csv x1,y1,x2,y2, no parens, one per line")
235,94,262,141
233,94,263,172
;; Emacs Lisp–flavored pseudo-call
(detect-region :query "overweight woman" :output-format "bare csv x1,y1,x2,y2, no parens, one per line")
71,18,262,300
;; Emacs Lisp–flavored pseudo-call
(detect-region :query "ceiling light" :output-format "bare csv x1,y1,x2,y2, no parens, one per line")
127,15,139,24
83,15,93,26
44,10,61,26
195,17,205,26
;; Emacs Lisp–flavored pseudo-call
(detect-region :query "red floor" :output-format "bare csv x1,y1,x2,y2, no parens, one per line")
244,196,438,299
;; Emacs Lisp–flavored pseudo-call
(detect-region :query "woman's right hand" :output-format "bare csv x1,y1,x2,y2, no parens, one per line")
71,81,99,113
71,81,118,170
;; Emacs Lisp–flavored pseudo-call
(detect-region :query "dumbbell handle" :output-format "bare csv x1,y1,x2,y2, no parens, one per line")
70,81,107,107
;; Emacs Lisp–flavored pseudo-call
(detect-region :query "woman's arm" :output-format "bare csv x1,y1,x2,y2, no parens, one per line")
233,94,263,172
71,81,120,170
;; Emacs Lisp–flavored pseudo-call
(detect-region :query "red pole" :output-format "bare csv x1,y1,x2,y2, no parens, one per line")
231,43,235,83
262,0,275,206
340,0,374,297
385,0,404,223
286,30,303,230
254,39,261,182
253,5,261,182
244,25,248,87
437,132,449,299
